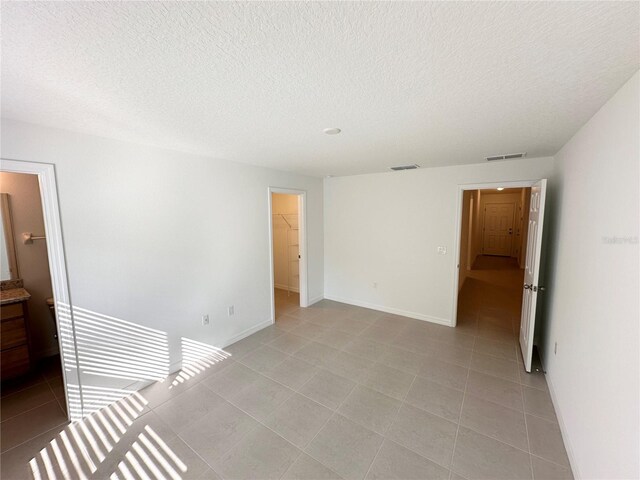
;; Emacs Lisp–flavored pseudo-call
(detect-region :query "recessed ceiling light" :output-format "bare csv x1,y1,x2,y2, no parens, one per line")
497,187,505,191
323,128,341,135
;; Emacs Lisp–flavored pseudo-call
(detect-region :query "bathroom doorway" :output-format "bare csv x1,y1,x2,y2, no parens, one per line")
0,170,68,444
0,159,78,438
268,187,308,322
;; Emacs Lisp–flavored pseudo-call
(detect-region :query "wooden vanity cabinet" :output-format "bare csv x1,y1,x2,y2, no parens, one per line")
1,301,31,379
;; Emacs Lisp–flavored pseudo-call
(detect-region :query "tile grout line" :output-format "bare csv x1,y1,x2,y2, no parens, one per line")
283,315,488,381
196,345,355,480
278,312,536,474
279,366,360,480
273,309,410,478
45,374,67,417
0,396,64,427
529,452,573,471
362,371,420,480
0,373,48,400
178,378,284,479
174,429,226,479
520,373,535,480
447,318,477,480
226,336,365,416
0,418,68,457
157,360,274,475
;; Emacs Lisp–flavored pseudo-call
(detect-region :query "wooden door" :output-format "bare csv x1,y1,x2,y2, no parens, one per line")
483,203,515,256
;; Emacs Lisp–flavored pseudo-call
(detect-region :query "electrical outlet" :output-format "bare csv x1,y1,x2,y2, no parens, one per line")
228,306,234,316
437,246,447,255
202,314,209,326
554,341,558,355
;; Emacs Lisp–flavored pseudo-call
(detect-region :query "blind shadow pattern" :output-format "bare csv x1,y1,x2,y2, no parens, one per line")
109,426,187,480
33,303,234,478
27,389,180,479
170,337,231,388
72,306,170,385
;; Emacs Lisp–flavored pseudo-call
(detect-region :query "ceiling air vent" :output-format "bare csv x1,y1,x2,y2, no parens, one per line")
486,152,527,161
390,164,420,171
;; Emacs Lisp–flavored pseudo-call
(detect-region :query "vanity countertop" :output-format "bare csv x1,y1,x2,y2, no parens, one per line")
0,288,31,305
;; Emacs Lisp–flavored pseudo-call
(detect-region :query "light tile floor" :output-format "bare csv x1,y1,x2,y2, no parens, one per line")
1,274,572,479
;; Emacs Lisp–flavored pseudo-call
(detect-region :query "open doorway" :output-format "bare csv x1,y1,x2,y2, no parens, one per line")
456,186,531,334
269,188,308,323
272,192,300,318
458,187,531,292
453,180,548,372
0,165,75,447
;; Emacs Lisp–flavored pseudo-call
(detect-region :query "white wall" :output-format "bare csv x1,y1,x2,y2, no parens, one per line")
540,71,639,479
272,193,299,291
1,119,323,407
324,157,555,324
0,172,56,358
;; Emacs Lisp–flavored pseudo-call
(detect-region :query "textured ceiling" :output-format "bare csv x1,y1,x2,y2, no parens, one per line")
2,2,638,177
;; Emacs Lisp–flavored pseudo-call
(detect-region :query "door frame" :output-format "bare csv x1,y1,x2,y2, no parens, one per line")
268,187,309,323
0,158,80,420
451,180,539,327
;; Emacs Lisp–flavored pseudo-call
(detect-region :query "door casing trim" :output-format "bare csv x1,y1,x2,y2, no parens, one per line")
1,158,80,420
267,187,309,324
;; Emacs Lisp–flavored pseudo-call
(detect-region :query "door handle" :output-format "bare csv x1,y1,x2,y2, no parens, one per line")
524,284,545,292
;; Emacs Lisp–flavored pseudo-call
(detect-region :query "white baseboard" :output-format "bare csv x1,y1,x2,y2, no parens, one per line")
324,294,452,326
307,295,324,306
275,284,299,293
221,319,274,349
538,352,579,479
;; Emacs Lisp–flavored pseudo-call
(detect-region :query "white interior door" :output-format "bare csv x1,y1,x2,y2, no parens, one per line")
483,203,515,256
519,179,547,372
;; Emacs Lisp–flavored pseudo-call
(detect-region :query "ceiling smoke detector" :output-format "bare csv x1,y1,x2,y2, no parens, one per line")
486,152,527,161
390,164,420,171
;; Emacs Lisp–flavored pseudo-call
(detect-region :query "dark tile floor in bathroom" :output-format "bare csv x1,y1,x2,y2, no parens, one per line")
1,355,68,454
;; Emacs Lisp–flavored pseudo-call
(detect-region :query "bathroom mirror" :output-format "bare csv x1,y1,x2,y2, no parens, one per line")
0,193,19,280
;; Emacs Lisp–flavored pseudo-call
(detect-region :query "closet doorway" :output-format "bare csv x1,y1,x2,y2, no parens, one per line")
268,188,308,322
